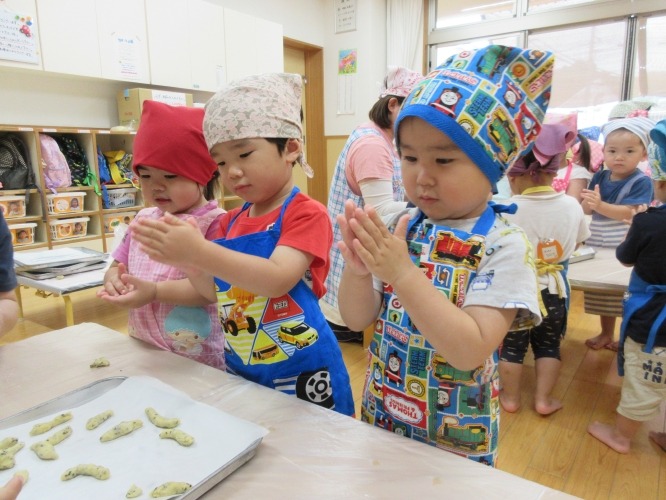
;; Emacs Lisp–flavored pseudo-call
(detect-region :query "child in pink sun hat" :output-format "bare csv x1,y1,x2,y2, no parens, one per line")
500,123,590,416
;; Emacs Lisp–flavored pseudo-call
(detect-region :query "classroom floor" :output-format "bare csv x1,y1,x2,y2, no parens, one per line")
4,287,666,499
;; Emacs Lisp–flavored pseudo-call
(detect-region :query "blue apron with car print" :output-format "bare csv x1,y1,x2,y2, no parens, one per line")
213,188,354,416
361,204,503,466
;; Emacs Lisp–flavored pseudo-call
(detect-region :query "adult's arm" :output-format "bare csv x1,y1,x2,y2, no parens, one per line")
359,179,407,216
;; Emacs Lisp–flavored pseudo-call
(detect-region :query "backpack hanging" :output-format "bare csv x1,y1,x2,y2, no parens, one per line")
103,150,139,187
39,134,72,194
0,134,36,190
53,135,100,194
97,146,112,208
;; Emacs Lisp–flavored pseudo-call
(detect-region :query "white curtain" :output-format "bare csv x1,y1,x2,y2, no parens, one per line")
386,0,424,73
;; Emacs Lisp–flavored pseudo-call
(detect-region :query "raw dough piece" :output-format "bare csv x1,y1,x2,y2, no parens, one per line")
29,412,72,436
145,407,180,429
61,464,110,481
86,410,114,430
89,357,110,368
100,420,143,442
14,470,29,483
126,483,143,498
151,481,192,497
0,437,18,450
0,442,24,470
159,429,194,447
30,425,73,460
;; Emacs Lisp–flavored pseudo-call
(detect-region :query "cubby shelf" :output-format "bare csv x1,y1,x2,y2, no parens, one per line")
1,125,144,253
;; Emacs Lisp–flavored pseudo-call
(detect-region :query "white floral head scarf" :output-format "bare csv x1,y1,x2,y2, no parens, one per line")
204,73,313,177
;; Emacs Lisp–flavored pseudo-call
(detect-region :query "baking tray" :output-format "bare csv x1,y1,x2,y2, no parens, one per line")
0,376,266,500
13,247,107,271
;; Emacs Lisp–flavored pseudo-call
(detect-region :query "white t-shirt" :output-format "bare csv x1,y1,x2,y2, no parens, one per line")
554,163,593,184
504,191,591,294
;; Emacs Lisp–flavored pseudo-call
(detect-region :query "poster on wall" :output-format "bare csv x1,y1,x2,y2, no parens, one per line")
0,6,39,64
335,0,356,34
337,49,357,115
112,33,145,81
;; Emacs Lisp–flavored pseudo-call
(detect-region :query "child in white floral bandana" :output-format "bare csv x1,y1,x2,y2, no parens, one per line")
133,73,355,416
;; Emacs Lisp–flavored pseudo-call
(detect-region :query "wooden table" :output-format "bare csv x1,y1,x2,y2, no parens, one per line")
567,248,631,294
15,269,105,326
0,323,579,499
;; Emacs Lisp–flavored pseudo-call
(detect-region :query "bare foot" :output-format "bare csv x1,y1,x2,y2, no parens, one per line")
499,394,521,413
604,341,619,352
649,431,666,452
588,421,630,453
585,333,614,350
535,397,563,416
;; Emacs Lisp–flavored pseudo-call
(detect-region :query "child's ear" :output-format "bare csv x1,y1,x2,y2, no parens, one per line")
388,97,401,113
285,138,302,163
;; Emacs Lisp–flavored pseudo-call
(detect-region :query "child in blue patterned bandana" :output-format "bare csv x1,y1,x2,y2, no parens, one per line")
338,45,553,466
588,121,666,454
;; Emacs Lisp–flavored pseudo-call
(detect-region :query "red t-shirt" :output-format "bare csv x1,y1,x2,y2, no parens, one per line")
215,193,332,298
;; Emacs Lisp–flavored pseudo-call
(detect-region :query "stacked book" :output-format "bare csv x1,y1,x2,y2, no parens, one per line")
14,247,108,280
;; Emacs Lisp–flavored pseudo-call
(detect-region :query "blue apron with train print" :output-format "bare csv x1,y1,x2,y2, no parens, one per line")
213,188,354,416
361,204,502,466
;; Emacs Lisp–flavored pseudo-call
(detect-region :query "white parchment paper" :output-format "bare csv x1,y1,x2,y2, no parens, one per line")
0,376,268,499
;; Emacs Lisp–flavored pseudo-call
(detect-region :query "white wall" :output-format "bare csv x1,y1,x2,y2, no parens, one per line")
323,0,387,137
0,0,387,135
210,0,327,47
0,67,216,128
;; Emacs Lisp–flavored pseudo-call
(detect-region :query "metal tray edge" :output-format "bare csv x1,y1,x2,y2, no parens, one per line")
0,376,127,430
184,437,263,499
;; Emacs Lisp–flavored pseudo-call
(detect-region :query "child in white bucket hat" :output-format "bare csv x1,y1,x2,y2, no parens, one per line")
582,116,655,351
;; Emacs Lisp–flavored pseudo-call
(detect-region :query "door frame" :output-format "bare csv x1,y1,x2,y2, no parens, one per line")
283,38,327,205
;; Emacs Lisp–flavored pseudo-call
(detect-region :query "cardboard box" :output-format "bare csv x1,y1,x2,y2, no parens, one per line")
116,88,194,128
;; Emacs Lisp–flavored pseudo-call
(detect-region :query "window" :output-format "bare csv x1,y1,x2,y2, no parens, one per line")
429,0,665,120
434,0,516,29
432,34,521,68
631,14,666,99
527,21,626,108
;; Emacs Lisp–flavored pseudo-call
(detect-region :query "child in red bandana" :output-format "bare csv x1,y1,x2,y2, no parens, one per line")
98,101,226,370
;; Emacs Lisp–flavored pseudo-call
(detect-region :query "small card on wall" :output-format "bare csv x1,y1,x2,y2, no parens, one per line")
0,6,39,64
335,0,357,34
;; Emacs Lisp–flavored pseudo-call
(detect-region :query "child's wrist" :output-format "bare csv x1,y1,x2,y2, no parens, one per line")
152,282,159,302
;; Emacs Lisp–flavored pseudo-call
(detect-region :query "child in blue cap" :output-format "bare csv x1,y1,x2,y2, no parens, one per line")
337,45,554,466
588,121,666,454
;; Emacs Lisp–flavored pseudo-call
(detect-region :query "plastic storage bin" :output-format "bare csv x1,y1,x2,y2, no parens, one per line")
49,216,89,240
0,196,26,218
8,222,37,245
103,211,136,233
46,191,86,214
104,188,137,208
